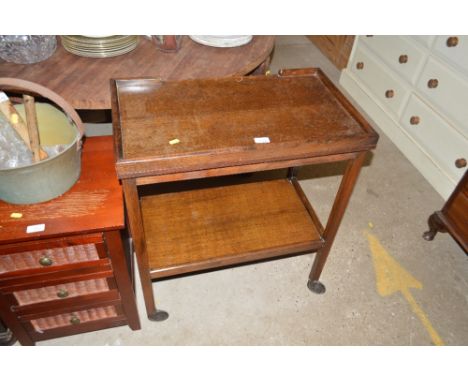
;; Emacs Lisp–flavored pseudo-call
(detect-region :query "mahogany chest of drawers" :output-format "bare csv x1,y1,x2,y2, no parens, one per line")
0,136,140,345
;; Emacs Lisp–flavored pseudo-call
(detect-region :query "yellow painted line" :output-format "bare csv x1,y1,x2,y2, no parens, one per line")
401,288,444,346
365,230,444,346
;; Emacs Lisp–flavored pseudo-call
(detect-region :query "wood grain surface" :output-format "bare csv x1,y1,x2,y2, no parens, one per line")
0,36,275,110
141,179,322,278
0,136,124,244
113,69,378,179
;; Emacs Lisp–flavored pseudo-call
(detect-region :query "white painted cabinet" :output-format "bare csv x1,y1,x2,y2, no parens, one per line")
340,35,468,200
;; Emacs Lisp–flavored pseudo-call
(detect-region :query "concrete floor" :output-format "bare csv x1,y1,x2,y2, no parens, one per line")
40,36,468,346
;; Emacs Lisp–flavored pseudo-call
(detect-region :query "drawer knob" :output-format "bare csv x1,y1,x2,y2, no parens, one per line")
38,256,53,266
446,36,459,47
427,79,439,88
385,89,394,98
399,54,408,64
70,315,80,325
57,289,69,299
410,116,420,125
455,158,467,168
356,62,364,70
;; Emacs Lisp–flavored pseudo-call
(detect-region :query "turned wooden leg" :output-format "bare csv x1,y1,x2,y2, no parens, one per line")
423,212,447,241
308,152,367,293
122,179,169,322
104,231,141,330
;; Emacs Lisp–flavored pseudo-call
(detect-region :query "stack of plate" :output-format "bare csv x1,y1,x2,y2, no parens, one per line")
61,35,139,58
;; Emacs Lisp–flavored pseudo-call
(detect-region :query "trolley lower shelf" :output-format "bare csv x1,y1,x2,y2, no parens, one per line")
141,178,324,279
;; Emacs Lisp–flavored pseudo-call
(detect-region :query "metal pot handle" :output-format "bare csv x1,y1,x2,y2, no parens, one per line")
0,77,85,150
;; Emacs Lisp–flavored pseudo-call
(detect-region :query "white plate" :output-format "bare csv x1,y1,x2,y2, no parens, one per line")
189,35,253,48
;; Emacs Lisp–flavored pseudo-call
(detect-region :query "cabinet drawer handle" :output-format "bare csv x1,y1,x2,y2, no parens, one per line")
385,89,394,98
455,158,467,168
356,62,364,70
70,315,80,325
38,256,53,266
57,289,69,299
446,36,459,47
399,54,408,64
410,116,420,125
427,79,439,88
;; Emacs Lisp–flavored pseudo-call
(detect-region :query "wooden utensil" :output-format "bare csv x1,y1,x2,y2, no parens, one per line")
23,95,44,162
0,92,48,161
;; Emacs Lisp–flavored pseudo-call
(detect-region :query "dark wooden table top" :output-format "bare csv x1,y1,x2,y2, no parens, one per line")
112,68,379,179
0,36,275,110
0,136,124,244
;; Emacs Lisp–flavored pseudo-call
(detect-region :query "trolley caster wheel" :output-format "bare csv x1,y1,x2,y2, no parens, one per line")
148,310,169,322
307,280,326,294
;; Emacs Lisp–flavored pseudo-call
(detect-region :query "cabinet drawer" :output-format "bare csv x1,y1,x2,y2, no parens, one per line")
13,278,111,306
0,242,101,275
416,57,468,137
401,94,468,183
362,35,426,84
433,35,468,75
30,305,118,332
351,44,410,117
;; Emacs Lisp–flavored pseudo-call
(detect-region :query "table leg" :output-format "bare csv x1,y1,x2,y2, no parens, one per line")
250,53,272,76
308,152,367,293
122,179,169,321
287,167,299,179
104,230,141,329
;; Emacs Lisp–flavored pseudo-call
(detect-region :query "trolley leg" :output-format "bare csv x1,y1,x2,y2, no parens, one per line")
308,152,367,293
122,179,169,322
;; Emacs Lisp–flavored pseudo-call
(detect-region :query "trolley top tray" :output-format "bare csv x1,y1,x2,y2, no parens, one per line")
111,68,378,179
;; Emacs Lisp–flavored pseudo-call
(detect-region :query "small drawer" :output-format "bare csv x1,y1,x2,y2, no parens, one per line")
416,57,468,138
433,36,468,76
400,94,468,183
0,243,100,275
362,35,426,84
13,278,111,306
30,305,118,332
351,43,410,117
